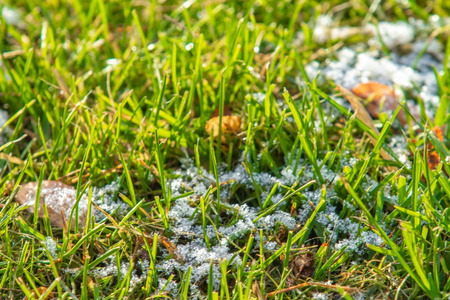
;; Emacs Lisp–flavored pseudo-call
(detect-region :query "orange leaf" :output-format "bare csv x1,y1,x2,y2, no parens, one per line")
426,126,444,170
25,287,54,300
352,81,408,126
211,104,232,118
433,126,444,142
205,115,241,142
337,85,394,161
427,150,441,170
158,236,183,261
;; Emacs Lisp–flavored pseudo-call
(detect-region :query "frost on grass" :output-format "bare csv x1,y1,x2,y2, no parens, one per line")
91,257,151,294
365,21,415,49
157,278,178,295
102,58,122,74
334,229,384,255
158,148,391,297
16,178,125,228
161,196,246,290
306,17,444,114
252,92,266,104
16,181,91,228
313,292,330,300
295,18,443,257
157,240,237,291
158,156,315,294
90,178,125,221
0,109,12,145
1,6,22,26
45,236,58,259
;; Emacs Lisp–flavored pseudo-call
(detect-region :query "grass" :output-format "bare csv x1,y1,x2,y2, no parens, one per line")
1,0,450,299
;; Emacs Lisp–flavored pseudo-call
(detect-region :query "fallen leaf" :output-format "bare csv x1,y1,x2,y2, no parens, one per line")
427,126,444,170
211,103,232,118
158,236,183,261
24,286,54,300
427,150,441,170
205,115,241,142
351,81,404,122
264,281,361,299
252,281,264,300
16,181,91,228
136,234,183,262
276,226,289,244
337,85,394,163
288,251,315,278
351,81,423,126
433,125,444,142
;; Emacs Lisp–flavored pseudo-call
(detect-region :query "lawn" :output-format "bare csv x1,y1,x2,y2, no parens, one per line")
1,0,450,299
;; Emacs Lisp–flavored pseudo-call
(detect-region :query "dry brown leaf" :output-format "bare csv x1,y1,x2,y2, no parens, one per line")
211,104,232,118
427,150,441,170
276,226,289,245
338,85,379,133
288,251,315,278
24,286,54,300
252,281,264,300
264,281,361,299
205,115,241,142
136,234,183,262
16,181,91,228
337,85,394,163
0,153,24,164
51,67,71,98
158,236,183,261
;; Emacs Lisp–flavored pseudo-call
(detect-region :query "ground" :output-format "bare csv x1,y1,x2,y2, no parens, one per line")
1,0,450,299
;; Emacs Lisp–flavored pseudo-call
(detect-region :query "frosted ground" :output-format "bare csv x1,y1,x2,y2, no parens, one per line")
75,17,447,298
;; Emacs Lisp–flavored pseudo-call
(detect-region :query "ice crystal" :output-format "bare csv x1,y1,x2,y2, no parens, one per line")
252,92,266,104
365,21,414,49
157,278,179,295
45,236,58,259
305,18,443,114
102,58,122,73
0,109,11,144
313,292,330,300
90,178,125,221
93,261,117,278
1,7,21,26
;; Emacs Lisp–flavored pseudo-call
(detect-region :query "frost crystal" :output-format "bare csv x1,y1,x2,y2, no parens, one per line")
365,21,414,49
313,292,330,300
0,110,9,128
16,181,90,228
252,92,266,104
90,178,125,221
1,7,21,26
0,110,11,144
305,19,443,114
93,259,118,278
45,236,58,259
102,58,122,73
158,278,178,295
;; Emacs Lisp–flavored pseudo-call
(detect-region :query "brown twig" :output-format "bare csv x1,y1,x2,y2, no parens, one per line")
265,281,362,299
